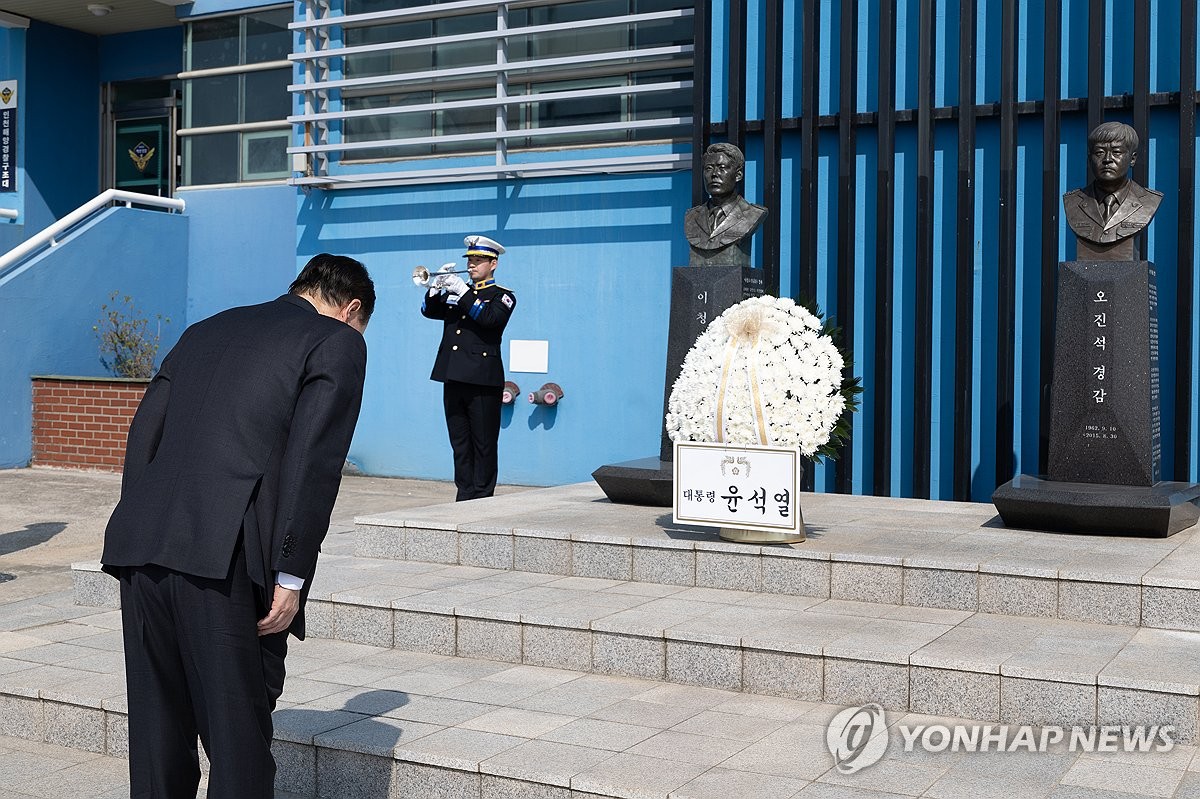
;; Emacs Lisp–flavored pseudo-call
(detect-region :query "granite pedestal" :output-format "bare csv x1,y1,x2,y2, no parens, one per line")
992,474,1200,537
594,266,763,506
588,456,673,506
994,260,1200,537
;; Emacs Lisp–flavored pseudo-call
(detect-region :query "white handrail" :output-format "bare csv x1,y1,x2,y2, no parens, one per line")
0,208,16,220
0,190,185,273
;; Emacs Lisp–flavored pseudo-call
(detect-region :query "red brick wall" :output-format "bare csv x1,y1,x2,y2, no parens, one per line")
31,377,148,472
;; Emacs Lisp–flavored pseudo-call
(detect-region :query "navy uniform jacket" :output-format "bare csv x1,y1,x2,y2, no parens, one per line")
422,279,516,386
101,294,367,638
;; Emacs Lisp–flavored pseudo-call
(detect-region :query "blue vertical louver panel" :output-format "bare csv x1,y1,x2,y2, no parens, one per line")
704,0,1200,500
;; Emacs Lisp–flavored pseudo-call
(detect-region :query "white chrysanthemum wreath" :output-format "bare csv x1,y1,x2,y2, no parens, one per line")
665,295,858,458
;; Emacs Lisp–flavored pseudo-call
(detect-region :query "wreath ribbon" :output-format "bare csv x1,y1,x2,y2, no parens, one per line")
715,330,771,446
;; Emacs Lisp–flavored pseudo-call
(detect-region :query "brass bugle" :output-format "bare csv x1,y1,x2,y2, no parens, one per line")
412,264,469,287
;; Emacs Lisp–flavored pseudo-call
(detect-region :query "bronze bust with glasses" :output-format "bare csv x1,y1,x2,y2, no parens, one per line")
1064,121,1162,261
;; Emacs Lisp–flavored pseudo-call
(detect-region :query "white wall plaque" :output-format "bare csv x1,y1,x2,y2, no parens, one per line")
509,339,549,373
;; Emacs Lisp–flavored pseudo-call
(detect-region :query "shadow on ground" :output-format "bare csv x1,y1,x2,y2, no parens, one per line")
273,689,411,796
0,522,67,557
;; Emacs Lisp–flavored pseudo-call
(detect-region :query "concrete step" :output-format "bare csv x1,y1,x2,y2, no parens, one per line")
8,593,1200,797
0,623,966,799
71,554,1200,742
352,483,1200,631
9,633,1200,799
0,734,306,799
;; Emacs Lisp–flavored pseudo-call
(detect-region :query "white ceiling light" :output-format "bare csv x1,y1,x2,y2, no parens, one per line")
86,4,113,16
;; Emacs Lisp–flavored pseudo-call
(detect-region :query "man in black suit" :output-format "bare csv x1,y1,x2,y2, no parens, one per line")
1063,121,1162,260
101,254,374,798
421,235,516,500
683,142,768,266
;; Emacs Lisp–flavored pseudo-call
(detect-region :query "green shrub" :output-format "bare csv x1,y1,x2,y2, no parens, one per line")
93,292,168,379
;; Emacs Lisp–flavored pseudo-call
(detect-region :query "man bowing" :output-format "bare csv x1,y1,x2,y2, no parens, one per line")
102,253,375,798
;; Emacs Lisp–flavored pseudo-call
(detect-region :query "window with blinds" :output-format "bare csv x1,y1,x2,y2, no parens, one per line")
181,6,292,186
289,0,694,186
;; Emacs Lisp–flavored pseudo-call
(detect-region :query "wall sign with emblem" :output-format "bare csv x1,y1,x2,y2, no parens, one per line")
0,80,16,193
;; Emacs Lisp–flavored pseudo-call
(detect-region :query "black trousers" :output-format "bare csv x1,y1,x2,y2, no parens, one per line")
119,545,287,799
443,380,502,501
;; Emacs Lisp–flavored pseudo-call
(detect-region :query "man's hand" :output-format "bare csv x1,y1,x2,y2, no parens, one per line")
443,273,469,297
258,584,300,636
432,262,459,292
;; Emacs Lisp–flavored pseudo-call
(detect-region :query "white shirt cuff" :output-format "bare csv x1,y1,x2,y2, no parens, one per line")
276,571,304,590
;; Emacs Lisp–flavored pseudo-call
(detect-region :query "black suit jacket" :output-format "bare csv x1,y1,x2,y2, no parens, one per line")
421,281,515,387
101,294,367,638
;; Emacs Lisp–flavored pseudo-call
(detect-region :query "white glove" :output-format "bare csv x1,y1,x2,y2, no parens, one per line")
436,262,459,289
443,273,469,297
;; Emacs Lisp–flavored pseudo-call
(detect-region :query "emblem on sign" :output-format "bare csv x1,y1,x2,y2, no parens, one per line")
0,87,11,106
719,455,750,477
128,141,155,172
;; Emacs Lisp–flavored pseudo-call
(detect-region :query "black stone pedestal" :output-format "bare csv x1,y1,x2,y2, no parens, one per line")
593,266,763,506
992,474,1200,537
591,458,673,507
658,266,765,461
1046,261,1160,486
993,260,1200,537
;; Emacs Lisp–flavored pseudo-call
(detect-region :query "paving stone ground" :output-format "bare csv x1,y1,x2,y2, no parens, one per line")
5,467,1200,797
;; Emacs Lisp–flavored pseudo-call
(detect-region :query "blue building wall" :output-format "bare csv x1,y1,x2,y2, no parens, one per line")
2,0,1198,499
24,22,99,236
297,173,688,483
0,14,191,470
0,207,188,467
182,185,298,324
182,1,283,18
98,27,183,83
0,21,181,253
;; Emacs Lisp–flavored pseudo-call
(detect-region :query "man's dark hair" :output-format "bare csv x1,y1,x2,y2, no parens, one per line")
1089,121,1139,152
290,254,376,323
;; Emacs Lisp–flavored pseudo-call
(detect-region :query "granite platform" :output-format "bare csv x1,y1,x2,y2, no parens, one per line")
6,606,1200,799
42,480,1200,795
339,483,1200,631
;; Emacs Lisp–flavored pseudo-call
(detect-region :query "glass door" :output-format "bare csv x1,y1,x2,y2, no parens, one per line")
102,79,180,197
113,117,170,196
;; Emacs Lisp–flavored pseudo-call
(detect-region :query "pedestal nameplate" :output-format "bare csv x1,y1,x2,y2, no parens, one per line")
1046,260,1159,486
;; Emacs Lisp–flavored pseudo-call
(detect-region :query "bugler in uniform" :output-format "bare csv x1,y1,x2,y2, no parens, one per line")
421,235,516,500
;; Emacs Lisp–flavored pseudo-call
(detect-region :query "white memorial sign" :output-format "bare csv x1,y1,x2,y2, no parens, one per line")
672,441,801,535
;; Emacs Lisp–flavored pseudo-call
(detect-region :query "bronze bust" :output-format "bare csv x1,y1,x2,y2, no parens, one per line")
684,143,768,266
1063,121,1162,261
